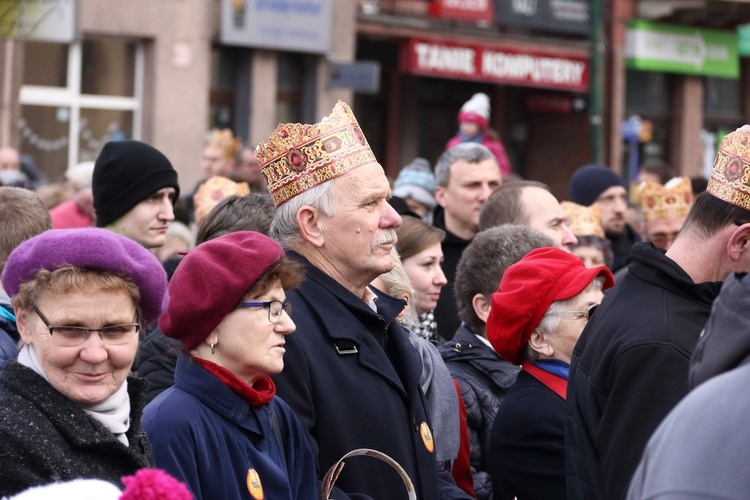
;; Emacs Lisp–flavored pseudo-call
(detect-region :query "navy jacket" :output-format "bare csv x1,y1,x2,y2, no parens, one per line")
489,369,567,500
273,253,472,500
439,325,520,499
143,354,318,500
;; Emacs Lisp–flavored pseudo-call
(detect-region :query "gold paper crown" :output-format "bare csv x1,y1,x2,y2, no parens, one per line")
561,201,604,239
638,177,693,221
256,101,377,207
193,175,250,224
207,128,241,159
707,126,750,210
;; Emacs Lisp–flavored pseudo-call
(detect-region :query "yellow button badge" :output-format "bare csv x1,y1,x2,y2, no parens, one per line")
246,468,264,500
419,421,434,453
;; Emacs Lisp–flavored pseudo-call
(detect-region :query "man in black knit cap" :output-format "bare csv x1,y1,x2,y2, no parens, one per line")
93,140,180,249
568,164,640,272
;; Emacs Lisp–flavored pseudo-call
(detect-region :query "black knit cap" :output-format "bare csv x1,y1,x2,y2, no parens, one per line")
93,140,180,227
568,164,626,207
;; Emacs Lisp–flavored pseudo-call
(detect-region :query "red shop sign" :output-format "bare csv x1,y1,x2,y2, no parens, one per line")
429,0,494,23
401,38,590,92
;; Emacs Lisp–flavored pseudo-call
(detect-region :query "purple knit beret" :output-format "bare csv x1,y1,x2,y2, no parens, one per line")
1,228,168,325
160,231,285,351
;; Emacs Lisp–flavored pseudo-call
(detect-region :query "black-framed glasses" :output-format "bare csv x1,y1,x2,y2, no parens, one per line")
239,300,293,324
33,306,140,347
549,303,599,321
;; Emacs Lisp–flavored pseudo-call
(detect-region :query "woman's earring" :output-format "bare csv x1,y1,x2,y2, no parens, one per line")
210,341,215,355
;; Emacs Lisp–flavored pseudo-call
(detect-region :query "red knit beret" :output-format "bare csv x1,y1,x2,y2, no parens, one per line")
159,231,285,351
486,247,614,365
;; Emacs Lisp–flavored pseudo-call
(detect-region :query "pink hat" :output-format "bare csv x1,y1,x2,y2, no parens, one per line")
159,231,284,351
486,247,614,365
458,93,490,130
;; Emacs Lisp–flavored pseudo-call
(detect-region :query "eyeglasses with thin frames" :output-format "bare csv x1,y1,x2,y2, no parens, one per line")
239,300,293,324
33,306,140,347
549,303,599,321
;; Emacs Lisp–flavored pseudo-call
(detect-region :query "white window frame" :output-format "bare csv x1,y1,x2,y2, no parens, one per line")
19,39,144,167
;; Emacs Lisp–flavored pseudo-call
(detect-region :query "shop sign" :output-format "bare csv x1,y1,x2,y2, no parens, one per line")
220,0,331,54
428,0,494,23
401,38,589,92
626,20,739,78
739,24,750,57
494,0,589,36
0,0,78,42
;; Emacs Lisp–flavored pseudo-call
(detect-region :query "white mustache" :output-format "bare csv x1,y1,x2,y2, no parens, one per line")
372,230,398,249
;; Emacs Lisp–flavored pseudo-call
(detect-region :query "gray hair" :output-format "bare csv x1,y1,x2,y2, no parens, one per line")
527,276,606,360
270,181,338,248
434,143,497,187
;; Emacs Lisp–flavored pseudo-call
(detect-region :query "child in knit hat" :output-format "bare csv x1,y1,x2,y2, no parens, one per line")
446,92,512,177
392,158,436,218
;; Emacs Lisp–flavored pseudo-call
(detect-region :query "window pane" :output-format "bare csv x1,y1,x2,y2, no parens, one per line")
79,108,134,161
81,39,136,96
625,69,669,115
23,42,67,87
705,77,741,120
19,105,70,181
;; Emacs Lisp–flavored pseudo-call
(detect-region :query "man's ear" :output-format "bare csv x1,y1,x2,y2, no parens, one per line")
15,308,34,345
727,223,750,261
435,185,448,208
296,206,325,248
472,293,492,323
528,329,554,358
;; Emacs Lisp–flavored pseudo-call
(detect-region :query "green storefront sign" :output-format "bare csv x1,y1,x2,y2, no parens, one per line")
739,24,750,57
626,20,739,78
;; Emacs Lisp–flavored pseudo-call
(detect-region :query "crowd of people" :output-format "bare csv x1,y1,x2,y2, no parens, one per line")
0,93,748,500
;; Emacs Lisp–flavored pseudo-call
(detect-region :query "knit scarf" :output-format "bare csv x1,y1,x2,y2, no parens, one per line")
412,310,439,344
193,356,276,406
17,344,131,446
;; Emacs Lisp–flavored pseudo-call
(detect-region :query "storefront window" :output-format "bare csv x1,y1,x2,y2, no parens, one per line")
19,39,143,181
704,77,742,122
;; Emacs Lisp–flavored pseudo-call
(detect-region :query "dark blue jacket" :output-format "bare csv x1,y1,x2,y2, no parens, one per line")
273,253,472,500
143,354,318,500
489,369,567,500
439,325,520,500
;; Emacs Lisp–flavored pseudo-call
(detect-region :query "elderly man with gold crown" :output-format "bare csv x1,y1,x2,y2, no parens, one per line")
256,101,472,499
566,125,750,500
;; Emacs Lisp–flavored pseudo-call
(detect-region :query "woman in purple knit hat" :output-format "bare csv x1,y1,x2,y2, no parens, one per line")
0,228,168,496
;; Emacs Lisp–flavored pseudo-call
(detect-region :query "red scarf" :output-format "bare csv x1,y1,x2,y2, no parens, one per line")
522,361,568,400
193,356,276,406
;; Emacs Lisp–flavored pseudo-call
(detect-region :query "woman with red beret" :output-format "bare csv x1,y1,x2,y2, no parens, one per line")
485,247,614,500
142,231,318,500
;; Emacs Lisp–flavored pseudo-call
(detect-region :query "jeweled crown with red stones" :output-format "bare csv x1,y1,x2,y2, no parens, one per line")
638,177,693,221
707,126,750,210
256,101,377,207
561,201,605,239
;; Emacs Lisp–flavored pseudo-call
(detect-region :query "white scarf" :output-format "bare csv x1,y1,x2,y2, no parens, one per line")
17,344,131,446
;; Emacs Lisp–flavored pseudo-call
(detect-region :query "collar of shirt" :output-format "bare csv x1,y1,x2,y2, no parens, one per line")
363,286,378,312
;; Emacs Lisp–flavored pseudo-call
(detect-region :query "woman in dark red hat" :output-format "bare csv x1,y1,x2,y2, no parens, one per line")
142,231,318,500
485,247,614,500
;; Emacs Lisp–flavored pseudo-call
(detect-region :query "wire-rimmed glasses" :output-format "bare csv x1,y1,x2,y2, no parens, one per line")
33,306,140,347
548,303,599,321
